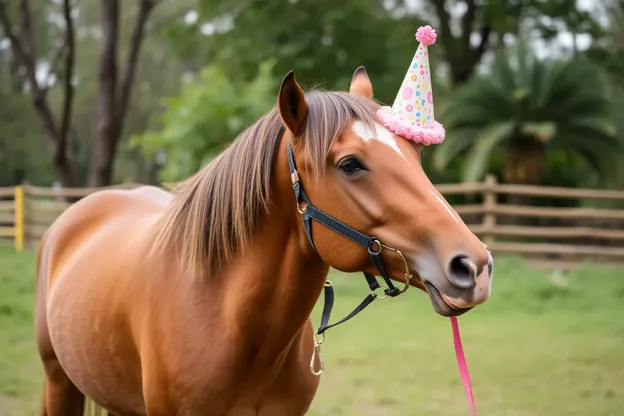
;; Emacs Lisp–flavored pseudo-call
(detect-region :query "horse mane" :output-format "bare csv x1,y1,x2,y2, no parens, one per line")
152,90,381,281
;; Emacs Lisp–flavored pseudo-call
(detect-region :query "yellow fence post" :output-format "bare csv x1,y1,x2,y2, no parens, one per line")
14,185,24,252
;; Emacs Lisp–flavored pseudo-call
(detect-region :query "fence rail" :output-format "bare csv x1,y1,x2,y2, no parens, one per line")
2,176,624,269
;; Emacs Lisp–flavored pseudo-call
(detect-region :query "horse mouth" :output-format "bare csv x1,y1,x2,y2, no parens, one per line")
424,281,472,317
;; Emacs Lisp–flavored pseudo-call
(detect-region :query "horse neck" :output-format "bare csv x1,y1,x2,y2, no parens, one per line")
220,137,329,366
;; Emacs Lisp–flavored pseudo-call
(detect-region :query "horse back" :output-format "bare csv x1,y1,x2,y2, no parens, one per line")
39,185,172,286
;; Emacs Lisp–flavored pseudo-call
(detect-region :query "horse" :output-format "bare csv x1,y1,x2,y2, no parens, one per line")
35,67,494,416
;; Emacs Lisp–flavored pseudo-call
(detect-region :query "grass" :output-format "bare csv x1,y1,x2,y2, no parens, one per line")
1,244,623,415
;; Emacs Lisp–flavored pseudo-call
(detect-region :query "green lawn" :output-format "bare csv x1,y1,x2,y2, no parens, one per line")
1,244,623,415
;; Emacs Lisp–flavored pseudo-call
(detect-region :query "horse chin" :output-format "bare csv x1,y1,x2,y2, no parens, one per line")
424,281,472,317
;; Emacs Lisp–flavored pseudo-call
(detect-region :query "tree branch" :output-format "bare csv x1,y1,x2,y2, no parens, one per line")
116,0,155,136
18,0,35,62
98,0,120,137
57,0,75,165
431,0,453,43
90,0,120,186
0,0,59,144
461,0,477,50
43,43,66,88
474,24,491,61
0,0,76,185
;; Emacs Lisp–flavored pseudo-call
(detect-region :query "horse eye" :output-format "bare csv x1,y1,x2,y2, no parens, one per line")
338,157,365,175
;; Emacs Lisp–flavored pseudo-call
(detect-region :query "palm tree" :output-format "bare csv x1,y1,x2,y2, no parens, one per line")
433,43,621,186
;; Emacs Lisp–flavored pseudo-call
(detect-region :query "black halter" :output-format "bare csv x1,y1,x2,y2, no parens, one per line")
287,142,413,373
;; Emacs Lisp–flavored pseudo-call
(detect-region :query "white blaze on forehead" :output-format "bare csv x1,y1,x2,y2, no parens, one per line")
351,120,404,157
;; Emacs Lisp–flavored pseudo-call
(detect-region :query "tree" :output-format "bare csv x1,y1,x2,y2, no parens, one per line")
433,43,621,186
428,0,492,85
426,0,605,85
164,0,426,105
89,0,156,186
131,61,276,182
0,0,77,186
0,0,157,187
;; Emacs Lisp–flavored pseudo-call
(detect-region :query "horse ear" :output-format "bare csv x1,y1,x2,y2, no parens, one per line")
349,66,373,99
278,71,308,137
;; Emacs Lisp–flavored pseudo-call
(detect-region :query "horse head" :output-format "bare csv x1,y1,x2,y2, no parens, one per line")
277,68,493,317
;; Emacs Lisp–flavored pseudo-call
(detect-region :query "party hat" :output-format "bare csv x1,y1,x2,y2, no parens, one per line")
377,25,445,145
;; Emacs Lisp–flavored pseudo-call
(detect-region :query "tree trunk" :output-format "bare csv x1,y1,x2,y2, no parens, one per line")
431,0,491,86
502,140,546,226
89,129,119,187
88,0,154,187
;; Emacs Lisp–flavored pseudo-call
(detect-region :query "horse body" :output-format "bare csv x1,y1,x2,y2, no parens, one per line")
36,69,494,415
37,179,325,415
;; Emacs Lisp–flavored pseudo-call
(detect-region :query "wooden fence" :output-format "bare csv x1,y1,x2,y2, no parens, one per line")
1,176,624,269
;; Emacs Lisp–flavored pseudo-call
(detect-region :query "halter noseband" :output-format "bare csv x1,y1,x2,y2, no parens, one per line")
287,142,414,375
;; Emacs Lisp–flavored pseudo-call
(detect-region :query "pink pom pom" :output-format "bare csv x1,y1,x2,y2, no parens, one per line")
416,25,437,46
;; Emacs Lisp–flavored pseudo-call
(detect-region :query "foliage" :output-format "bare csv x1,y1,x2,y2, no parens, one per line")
0,89,56,185
164,0,429,105
0,0,622,190
131,60,277,182
586,1,624,188
433,42,622,185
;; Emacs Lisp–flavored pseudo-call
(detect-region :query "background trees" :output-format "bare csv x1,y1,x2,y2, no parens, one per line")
0,0,621,190
434,44,620,187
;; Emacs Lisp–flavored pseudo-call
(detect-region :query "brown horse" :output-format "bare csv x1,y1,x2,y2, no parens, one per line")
35,68,493,416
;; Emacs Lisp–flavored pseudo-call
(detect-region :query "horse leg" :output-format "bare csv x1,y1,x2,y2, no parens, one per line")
36,260,85,415
39,359,85,416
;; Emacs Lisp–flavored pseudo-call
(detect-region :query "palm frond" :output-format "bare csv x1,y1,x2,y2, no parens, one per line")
551,132,620,182
462,121,515,182
442,45,615,184
431,127,480,171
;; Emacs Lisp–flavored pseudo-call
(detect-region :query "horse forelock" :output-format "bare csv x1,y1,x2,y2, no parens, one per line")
152,90,381,281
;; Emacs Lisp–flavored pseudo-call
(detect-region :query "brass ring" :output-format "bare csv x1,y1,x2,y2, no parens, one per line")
376,244,413,294
369,239,383,254
371,285,389,300
394,248,412,293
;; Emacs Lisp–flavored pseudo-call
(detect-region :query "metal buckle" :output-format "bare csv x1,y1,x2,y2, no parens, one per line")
297,200,308,214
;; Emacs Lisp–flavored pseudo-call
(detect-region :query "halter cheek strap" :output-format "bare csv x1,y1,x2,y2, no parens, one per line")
286,143,411,337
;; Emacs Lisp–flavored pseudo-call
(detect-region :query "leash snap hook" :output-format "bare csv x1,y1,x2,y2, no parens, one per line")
310,331,326,376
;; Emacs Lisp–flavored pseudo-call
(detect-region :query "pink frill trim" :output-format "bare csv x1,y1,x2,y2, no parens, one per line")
376,106,445,145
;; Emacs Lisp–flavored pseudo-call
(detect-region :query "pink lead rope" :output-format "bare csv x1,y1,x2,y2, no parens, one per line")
450,316,477,416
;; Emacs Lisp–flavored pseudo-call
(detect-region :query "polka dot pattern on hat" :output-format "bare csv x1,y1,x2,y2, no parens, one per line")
376,24,445,145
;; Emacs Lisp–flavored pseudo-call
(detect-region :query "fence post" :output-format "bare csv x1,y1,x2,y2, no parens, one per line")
14,185,24,252
482,175,497,248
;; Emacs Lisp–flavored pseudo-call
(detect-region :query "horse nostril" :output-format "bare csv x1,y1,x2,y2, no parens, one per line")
447,255,479,290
